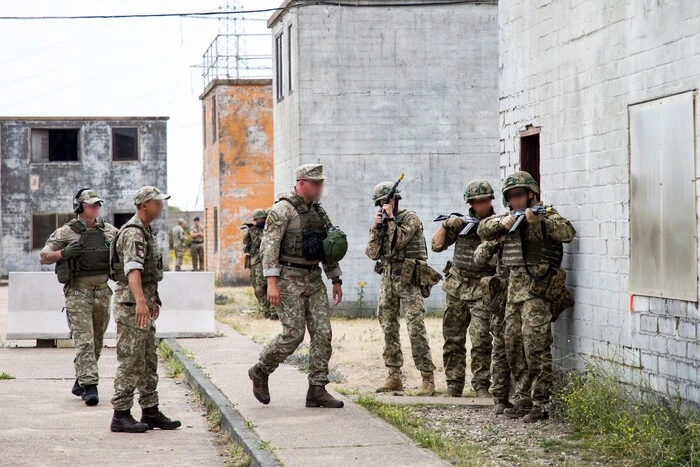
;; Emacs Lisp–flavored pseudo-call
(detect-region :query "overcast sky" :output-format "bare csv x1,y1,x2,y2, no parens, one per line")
0,0,280,211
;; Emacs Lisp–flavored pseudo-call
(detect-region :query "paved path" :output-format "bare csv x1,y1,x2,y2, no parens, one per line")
177,326,449,467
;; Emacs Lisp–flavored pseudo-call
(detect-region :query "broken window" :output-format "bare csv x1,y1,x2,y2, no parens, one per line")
112,127,139,161
113,213,133,229
32,213,75,249
31,129,80,162
275,32,284,101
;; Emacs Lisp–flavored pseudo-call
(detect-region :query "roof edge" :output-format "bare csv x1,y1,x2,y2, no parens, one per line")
0,116,170,122
199,79,273,100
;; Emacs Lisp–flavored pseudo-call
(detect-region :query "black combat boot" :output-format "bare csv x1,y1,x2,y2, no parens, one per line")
71,378,84,397
305,385,344,408
140,405,182,430
81,385,99,406
248,364,271,404
110,410,149,433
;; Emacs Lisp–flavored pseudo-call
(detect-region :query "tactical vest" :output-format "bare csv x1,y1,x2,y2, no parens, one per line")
248,227,263,255
110,223,164,284
382,210,428,262
452,231,496,274
279,194,331,264
501,225,563,269
55,219,111,283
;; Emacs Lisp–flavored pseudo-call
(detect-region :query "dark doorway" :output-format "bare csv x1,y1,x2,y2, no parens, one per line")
520,127,541,187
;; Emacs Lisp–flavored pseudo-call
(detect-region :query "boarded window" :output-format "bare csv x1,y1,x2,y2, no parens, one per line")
112,128,139,161
31,129,79,162
275,32,284,101
630,91,697,301
32,213,75,249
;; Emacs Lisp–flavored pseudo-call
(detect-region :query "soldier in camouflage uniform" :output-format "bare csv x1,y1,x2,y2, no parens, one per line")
171,218,186,271
248,164,345,409
243,209,277,319
190,216,205,271
431,180,500,399
366,182,436,396
109,186,181,433
478,171,575,422
40,188,118,406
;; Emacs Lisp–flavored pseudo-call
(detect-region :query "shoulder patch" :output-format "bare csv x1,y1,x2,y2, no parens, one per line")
135,240,145,258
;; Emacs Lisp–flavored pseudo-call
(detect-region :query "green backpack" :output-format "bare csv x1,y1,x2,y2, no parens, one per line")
323,227,348,263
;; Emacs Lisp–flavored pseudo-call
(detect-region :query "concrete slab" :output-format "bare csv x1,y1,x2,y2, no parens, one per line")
0,347,223,467
177,325,450,466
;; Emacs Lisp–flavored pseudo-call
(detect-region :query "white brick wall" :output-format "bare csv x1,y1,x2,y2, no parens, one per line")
499,0,700,406
272,3,500,312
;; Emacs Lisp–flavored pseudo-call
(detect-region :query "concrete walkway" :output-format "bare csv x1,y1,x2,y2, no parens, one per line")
0,346,224,467
177,326,449,467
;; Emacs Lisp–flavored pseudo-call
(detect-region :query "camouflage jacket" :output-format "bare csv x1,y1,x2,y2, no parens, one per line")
113,214,160,305
171,225,185,249
243,226,264,265
365,210,423,262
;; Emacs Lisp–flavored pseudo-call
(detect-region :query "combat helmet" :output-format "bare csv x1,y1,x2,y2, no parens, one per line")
372,182,402,206
252,209,268,220
464,180,495,203
501,171,539,206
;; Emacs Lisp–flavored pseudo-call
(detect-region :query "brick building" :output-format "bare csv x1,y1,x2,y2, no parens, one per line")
201,79,275,285
499,0,700,406
269,0,500,311
0,117,169,277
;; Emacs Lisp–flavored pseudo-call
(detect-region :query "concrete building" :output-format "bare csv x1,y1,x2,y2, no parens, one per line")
269,0,500,312
201,79,275,285
0,117,169,277
499,1,700,406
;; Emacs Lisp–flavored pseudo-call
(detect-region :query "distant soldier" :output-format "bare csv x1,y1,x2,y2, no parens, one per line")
39,188,118,406
365,182,436,396
171,219,186,271
248,164,346,409
478,171,575,422
431,180,500,399
243,209,277,319
190,217,205,271
109,186,181,433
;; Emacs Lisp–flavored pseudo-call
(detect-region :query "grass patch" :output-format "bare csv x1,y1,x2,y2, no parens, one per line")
554,359,700,466
0,372,16,380
355,395,482,466
157,341,185,378
222,442,250,467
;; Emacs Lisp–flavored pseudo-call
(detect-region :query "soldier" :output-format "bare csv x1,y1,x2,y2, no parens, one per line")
478,171,575,422
190,216,205,271
171,218,186,271
39,188,118,406
431,180,499,399
248,164,345,409
365,182,436,396
244,209,277,319
109,186,181,433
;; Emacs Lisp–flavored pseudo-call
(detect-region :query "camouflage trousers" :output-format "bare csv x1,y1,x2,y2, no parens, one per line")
191,243,204,271
258,265,333,386
377,272,435,373
250,261,277,318
174,247,185,270
111,302,159,411
65,282,112,386
442,293,491,392
490,298,512,402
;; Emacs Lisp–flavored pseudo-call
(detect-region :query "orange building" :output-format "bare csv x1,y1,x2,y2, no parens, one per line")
201,79,274,285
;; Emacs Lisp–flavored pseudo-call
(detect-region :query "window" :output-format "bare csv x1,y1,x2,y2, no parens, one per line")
211,96,217,144
520,127,541,187
630,91,697,301
287,24,294,93
32,213,75,249
213,207,219,253
275,32,284,101
112,128,139,161
31,129,79,162
113,213,133,229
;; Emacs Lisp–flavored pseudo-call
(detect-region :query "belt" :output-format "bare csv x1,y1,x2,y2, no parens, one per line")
280,261,317,271
72,281,110,291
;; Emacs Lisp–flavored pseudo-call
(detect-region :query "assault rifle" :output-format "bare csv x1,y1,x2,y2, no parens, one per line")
377,173,405,258
240,223,254,230
508,205,546,233
433,213,480,236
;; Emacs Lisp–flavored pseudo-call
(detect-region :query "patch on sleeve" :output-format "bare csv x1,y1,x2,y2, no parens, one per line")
135,241,145,258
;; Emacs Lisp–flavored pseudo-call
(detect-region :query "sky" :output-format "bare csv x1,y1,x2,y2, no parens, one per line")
0,0,281,211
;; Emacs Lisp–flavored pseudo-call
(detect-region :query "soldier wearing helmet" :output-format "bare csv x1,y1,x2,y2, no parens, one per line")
478,171,575,423
365,181,436,396
431,180,512,408
243,209,278,320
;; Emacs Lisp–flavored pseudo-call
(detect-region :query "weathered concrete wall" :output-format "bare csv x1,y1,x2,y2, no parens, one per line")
0,118,169,277
202,80,275,285
271,3,500,311
499,0,700,405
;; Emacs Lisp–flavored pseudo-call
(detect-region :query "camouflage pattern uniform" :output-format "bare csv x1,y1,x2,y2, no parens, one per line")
244,215,277,318
257,167,341,387
478,172,575,413
42,214,117,387
171,222,185,271
110,202,168,412
190,222,204,271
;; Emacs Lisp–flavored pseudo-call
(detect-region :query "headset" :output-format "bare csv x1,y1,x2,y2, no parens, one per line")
73,188,90,214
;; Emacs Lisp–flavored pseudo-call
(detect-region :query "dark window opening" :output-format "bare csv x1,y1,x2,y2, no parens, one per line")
275,33,284,101
213,207,219,253
31,129,79,162
112,127,139,161
287,24,294,93
32,213,75,249
520,128,541,188
113,213,133,229
211,96,217,144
